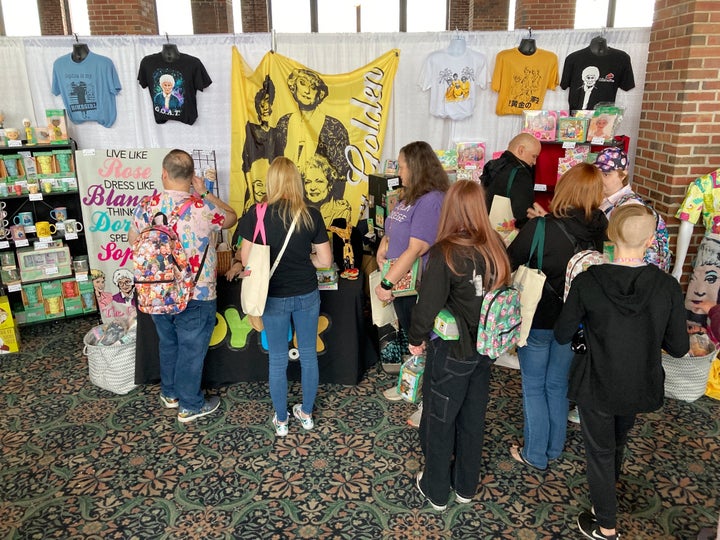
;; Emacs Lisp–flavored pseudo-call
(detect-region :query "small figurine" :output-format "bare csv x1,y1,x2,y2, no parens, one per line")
23,119,36,145
5,128,20,141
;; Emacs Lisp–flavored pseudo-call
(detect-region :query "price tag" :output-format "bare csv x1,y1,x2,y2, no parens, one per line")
29,193,43,202
8,283,22,293
0,241,9,249
65,232,78,240
75,273,89,282
35,240,52,249
591,137,605,145
534,184,548,192
8,140,22,147
562,142,576,149
45,266,59,275
25,225,36,233
14,239,29,247
82,149,96,156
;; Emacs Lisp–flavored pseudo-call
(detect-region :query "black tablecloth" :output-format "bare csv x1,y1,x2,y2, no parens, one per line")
134,274,377,387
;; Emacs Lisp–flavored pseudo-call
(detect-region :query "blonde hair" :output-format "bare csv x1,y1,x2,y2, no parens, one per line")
607,204,656,250
265,157,313,230
550,163,604,220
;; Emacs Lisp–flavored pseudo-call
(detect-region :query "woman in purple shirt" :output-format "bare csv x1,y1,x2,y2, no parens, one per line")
374,141,449,424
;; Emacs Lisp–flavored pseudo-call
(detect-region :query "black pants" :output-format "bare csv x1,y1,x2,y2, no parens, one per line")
578,405,636,530
418,339,493,505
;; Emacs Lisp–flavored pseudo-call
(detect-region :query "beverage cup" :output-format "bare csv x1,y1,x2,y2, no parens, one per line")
10,224,26,241
50,207,68,222
1,219,8,228
0,227,12,240
1,201,6,210
13,184,22,196
35,221,56,237
64,219,83,235
14,212,34,227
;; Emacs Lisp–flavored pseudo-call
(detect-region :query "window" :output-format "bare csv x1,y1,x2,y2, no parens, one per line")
232,0,243,33
406,0,445,32
1,0,40,36
317,0,399,33
270,0,311,33
575,0,655,29
156,0,193,36
68,0,90,36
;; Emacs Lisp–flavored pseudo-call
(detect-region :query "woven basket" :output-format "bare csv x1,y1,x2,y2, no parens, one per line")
83,326,138,395
661,348,716,403
216,250,233,275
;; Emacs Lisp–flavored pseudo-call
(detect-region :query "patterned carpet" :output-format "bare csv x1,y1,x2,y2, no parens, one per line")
1,316,718,540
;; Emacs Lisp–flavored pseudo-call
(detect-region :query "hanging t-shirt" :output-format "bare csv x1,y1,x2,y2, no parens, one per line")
418,48,487,120
491,48,558,115
137,53,212,125
560,46,635,111
51,52,122,128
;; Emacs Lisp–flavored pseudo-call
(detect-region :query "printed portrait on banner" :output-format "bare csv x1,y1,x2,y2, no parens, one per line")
231,48,400,228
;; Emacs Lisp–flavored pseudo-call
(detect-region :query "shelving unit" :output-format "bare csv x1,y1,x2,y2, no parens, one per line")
0,140,96,327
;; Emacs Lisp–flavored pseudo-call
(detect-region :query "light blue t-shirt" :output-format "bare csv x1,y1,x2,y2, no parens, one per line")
51,52,122,127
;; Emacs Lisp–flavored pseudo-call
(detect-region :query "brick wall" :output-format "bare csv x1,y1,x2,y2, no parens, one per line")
191,0,233,34
38,0,69,35
472,0,510,31
240,0,269,33
448,0,471,31
87,0,157,35
633,0,720,281
514,0,575,30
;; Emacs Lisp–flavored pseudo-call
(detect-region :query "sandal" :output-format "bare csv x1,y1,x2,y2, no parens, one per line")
510,445,547,471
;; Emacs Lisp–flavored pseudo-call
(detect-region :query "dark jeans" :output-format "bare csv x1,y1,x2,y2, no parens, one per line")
152,299,217,411
418,339,493,505
578,405,636,530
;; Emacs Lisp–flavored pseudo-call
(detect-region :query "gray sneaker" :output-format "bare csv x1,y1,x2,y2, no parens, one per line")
177,396,221,423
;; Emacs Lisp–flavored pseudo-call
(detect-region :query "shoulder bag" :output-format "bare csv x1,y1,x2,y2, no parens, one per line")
512,216,547,347
240,204,299,328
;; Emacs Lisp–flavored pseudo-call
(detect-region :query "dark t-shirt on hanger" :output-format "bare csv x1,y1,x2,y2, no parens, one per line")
137,52,212,125
560,46,635,111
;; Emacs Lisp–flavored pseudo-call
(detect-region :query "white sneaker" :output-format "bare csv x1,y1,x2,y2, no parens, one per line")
272,413,288,437
416,472,447,511
455,493,473,504
292,404,314,430
407,403,423,428
568,406,581,424
382,385,403,401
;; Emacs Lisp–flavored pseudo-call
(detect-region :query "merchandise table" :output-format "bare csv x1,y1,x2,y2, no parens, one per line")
134,274,377,387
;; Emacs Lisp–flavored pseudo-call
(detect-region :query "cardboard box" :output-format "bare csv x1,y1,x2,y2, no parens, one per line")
21,283,44,307
0,326,20,353
24,304,46,323
0,296,15,329
46,109,69,143
433,309,459,340
63,297,84,316
17,246,72,283
78,280,96,312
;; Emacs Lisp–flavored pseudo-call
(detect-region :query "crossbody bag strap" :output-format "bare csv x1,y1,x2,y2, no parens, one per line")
506,166,521,197
269,213,300,278
528,216,545,272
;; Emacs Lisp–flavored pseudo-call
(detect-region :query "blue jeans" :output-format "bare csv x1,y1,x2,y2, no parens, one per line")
263,290,321,423
516,328,574,469
152,299,217,412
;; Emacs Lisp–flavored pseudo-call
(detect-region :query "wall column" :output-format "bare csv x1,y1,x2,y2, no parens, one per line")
191,0,234,34
87,0,158,35
37,0,70,36
240,0,269,33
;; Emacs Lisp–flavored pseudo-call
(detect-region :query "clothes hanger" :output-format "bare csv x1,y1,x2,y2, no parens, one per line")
71,33,89,63
161,33,180,62
589,28,609,56
518,27,536,56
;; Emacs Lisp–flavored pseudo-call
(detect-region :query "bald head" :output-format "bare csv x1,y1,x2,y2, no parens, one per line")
508,133,541,167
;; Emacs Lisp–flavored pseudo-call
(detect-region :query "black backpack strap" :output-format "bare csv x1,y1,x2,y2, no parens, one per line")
552,218,578,252
194,245,209,283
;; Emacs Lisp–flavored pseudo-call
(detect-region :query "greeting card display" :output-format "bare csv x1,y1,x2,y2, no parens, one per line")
557,118,588,143
557,145,591,180
435,149,457,171
456,141,486,170
586,106,623,144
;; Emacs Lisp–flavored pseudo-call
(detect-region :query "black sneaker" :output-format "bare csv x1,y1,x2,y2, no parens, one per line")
577,511,619,540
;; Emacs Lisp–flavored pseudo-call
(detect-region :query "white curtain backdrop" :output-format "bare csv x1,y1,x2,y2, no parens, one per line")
0,28,650,201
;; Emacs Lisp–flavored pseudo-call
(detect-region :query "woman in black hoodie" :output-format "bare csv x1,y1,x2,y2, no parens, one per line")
507,162,608,470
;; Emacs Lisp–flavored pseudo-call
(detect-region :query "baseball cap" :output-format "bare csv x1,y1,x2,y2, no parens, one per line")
594,147,628,172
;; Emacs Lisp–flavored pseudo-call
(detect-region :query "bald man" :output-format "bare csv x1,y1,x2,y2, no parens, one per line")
480,132,541,229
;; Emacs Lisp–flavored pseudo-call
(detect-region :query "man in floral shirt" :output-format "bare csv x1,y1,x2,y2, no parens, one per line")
130,149,237,423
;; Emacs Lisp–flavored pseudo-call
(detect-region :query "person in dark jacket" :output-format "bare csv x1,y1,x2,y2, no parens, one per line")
407,180,513,511
555,204,688,540
481,132,541,229
507,162,607,471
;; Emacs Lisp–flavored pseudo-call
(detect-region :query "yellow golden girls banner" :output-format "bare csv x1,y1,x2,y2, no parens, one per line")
231,47,400,227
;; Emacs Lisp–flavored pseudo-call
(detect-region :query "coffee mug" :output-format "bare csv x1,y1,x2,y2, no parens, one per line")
13,184,22,196
10,225,26,241
28,183,40,194
14,212,33,227
35,221,56,237
50,207,68,222
0,227,11,240
1,220,8,228
42,181,53,194
1,201,6,210
64,219,83,235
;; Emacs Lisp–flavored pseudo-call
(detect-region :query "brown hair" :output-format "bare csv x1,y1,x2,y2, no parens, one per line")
550,162,604,220
399,141,450,206
162,149,194,183
435,180,511,291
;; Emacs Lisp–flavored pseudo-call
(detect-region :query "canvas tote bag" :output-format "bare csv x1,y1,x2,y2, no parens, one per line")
369,269,398,327
489,167,521,245
512,217,547,347
241,203,271,318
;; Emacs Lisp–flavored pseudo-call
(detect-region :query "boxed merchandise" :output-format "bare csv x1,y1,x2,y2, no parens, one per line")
24,304,47,323
558,117,588,143
46,109,69,143
433,309,459,340
78,280,97,312
456,141,486,170
435,148,458,171
63,296,84,316
316,267,338,290
397,355,425,403
1,154,26,180
17,246,72,282
382,258,421,297
0,325,20,353
522,110,558,141
42,280,65,319
21,283,44,307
